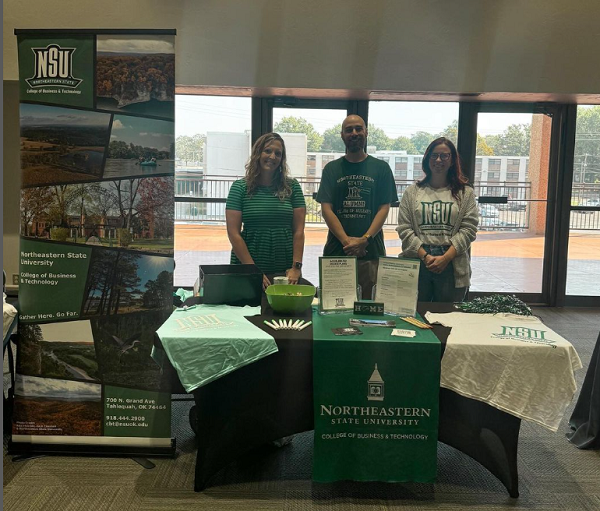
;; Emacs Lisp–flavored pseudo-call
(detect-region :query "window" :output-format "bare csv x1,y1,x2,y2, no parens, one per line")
322,154,335,169
488,171,500,180
174,95,252,286
369,101,459,204
489,159,501,170
476,158,482,170
395,157,408,170
506,172,520,181
567,105,600,297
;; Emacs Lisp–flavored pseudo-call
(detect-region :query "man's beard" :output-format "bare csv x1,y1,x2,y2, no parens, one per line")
345,138,364,153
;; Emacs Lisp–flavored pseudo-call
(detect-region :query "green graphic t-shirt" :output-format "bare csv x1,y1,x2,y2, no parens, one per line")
316,155,398,260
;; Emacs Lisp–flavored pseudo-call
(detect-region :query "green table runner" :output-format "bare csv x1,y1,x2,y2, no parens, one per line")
313,310,441,483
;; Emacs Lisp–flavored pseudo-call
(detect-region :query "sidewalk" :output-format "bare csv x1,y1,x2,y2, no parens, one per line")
175,224,600,259
174,224,600,294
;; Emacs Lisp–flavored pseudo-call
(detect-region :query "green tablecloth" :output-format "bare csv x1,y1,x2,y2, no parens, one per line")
313,310,441,483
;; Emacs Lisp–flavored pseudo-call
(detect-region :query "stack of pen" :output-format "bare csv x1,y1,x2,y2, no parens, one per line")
263,319,312,331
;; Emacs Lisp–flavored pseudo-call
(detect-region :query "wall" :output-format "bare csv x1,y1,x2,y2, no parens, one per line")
206,132,251,178
280,134,307,180
4,0,600,94
3,81,20,283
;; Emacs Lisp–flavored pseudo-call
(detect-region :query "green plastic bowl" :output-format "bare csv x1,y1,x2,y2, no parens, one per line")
265,284,316,314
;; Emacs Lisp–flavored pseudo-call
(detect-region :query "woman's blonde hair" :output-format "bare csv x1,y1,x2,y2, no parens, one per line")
245,132,292,200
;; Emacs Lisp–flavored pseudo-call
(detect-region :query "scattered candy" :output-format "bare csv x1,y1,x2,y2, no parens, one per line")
456,294,533,316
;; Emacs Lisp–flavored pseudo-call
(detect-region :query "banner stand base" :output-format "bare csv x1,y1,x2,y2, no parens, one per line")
8,439,176,460
132,457,156,469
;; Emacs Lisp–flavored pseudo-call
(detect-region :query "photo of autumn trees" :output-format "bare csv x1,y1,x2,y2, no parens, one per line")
12,375,102,436
20,176,174,254
20,104,111,187
96,36,175,119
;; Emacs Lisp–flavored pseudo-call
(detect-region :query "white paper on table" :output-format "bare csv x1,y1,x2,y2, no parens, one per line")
392,329,416,337
319,257,357,311
375,257,420,317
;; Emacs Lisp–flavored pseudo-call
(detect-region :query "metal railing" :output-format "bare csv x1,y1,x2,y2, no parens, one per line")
174,173,600,231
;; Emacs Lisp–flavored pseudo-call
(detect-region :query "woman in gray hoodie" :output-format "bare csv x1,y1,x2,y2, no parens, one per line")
397,137,478,302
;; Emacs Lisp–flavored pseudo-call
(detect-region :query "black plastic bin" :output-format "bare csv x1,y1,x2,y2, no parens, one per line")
199,264,263,307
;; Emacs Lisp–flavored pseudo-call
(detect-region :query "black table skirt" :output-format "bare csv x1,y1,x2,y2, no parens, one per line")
567,330,600,449
160,301,521,497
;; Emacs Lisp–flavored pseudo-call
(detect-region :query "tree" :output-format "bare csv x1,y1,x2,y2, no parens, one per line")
143,270,172,309
20,187,52,236
49,184,80,227
321,124,345,152
175,134,205,164
411,131,435,153
366,124,391,151
484,124,531,156
274,116,323,152
110,178,142,229
574,106,600,183
137,178,174,238
391,136,417,154
438,120,458,145
476,135,495,156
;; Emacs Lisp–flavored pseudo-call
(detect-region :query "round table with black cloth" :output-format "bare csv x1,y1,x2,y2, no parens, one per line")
567,330,600,449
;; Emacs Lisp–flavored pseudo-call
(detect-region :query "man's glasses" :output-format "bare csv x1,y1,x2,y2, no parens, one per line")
429,153,451,162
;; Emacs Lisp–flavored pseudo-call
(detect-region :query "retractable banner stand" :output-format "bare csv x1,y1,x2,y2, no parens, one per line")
12,29,176,457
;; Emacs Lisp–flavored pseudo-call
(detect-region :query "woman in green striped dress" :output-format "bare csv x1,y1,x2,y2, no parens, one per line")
226,133,306,289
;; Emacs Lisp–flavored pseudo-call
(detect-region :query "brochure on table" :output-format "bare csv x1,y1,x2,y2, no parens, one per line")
318,257,358,312
374,257,420,317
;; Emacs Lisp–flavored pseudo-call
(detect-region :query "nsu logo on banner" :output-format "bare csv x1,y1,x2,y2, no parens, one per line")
26,44,82,89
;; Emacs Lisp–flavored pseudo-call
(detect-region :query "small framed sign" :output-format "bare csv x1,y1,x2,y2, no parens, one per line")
353,301,385,316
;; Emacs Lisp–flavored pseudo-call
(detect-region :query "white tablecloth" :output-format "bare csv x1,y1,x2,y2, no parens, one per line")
426,312,582,431
3,296,18,340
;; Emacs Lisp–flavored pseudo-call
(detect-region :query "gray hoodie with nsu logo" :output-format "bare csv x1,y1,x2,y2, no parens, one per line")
396,184,479,288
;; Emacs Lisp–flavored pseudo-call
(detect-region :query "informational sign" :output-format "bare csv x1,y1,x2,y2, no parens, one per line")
318,257,358,312
13,29,176,455
374,257,420,317
312,311,441,483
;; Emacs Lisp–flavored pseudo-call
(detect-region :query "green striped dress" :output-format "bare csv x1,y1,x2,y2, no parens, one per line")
226,178,306,273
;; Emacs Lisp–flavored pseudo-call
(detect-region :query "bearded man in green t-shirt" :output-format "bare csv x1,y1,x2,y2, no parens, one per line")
316,115,398,299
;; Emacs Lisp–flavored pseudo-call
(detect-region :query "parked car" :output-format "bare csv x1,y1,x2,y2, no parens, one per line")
479,204,500,218
507,202,527,211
